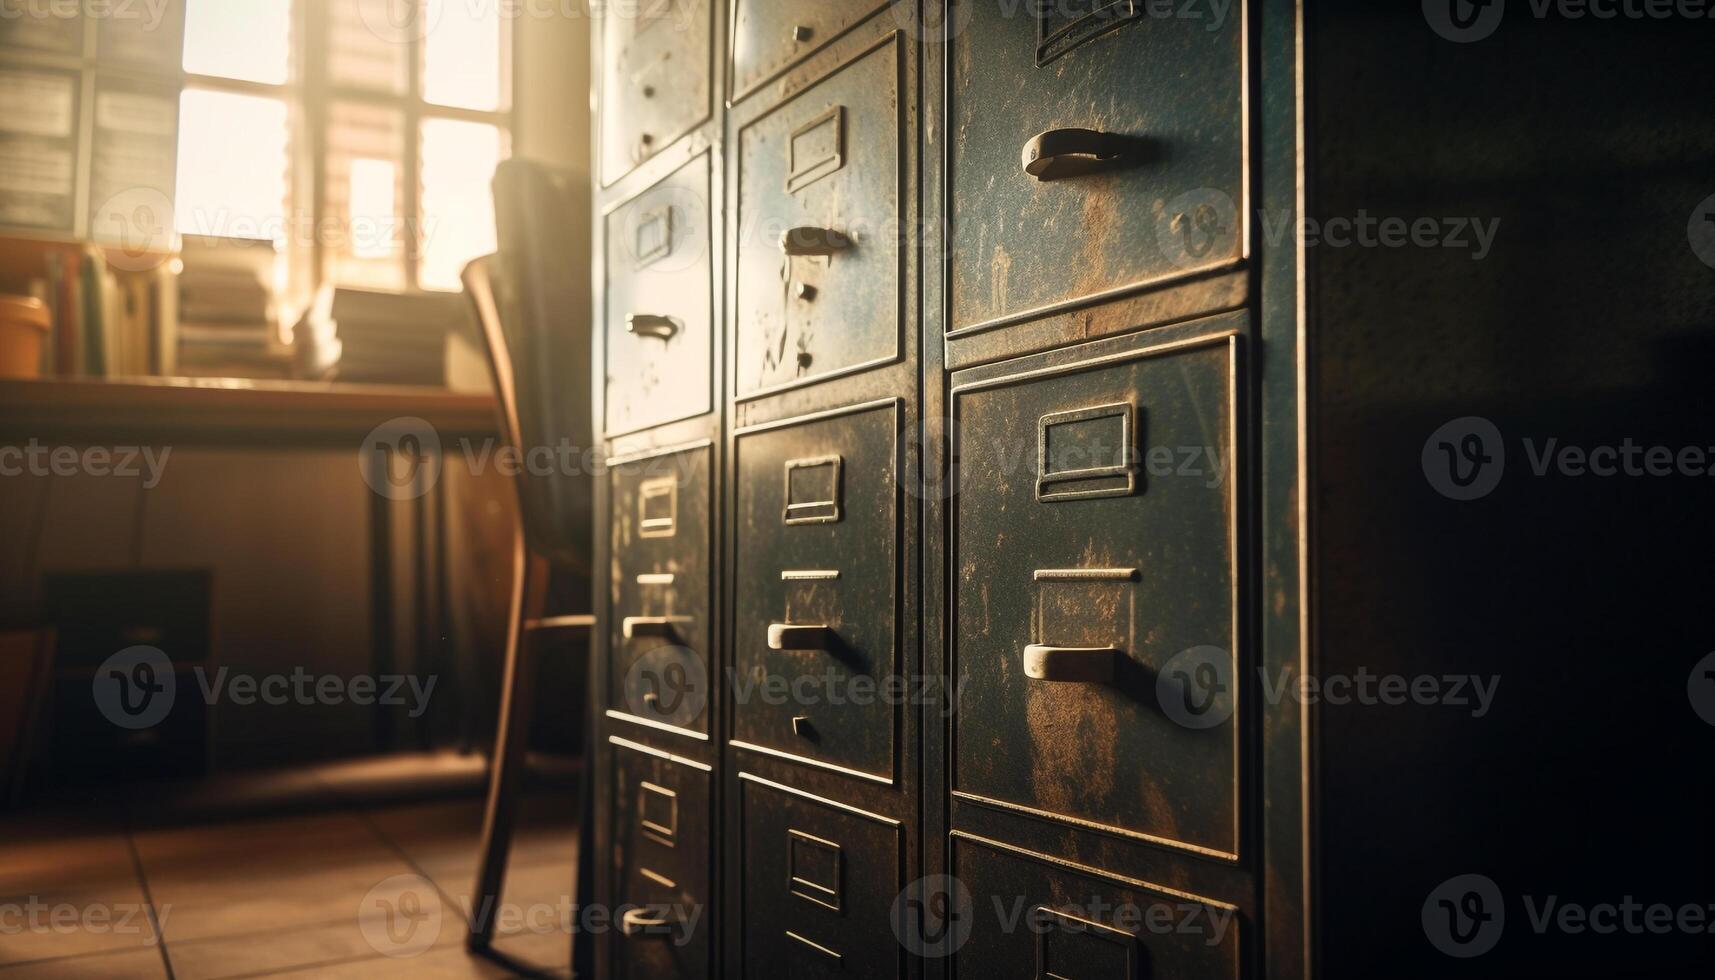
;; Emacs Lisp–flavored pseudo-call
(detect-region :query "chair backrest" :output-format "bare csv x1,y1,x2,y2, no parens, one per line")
460,159,593,571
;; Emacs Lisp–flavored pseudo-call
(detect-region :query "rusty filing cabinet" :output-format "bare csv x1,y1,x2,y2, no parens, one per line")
587,1,1372,977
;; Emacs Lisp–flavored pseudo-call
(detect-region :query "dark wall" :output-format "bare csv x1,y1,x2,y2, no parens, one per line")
1309,5,1714,977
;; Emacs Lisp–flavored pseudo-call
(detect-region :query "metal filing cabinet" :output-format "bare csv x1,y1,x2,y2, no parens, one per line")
579,2,1704,978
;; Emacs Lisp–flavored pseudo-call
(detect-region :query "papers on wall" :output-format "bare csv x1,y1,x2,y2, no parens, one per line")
0,68,79,234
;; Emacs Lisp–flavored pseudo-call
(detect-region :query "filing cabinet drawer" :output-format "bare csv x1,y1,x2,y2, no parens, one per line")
609,443,713,737
732,400,899,780
952,834,1240,980
611,737,713,979
600,0,713,185
739,774,901,977
735,37,901,398
952,334,1242,858
605,153,714,435
949,1,1245,335
729,0,892,100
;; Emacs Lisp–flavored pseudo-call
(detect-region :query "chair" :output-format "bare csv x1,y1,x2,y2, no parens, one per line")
460,158,595,978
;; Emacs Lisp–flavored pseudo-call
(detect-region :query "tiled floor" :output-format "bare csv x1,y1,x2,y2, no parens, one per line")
0,785,579,979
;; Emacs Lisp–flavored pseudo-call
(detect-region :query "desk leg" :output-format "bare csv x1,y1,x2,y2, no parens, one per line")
366,450,395,753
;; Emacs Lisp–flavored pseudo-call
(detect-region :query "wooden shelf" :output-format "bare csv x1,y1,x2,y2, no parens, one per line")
0,376,498,446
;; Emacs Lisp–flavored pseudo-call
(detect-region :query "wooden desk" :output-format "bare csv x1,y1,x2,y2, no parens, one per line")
0,377,503,753
0,377,496,445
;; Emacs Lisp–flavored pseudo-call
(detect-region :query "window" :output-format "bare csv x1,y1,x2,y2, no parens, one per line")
175,0,512,294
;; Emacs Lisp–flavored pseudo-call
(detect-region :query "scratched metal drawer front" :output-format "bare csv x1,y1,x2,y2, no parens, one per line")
734,36,902,399
739,775,902,978
611,737,713,979
600,0,713,184
952,336,1242,859
608,444,713,739
605,153,714,435
951,834,1240,980
949,0,1246,335
729,0,892,100
732,401,900,781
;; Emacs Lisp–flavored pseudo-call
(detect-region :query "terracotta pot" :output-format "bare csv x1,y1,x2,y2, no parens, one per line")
0,294,50,380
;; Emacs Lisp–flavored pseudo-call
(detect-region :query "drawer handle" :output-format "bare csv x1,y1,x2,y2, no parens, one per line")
623,615,691,640
768,623,837,651
1021,128,1129,181
779,226,853,257
1024,644,1119,683
626,313,680,340
621,906,673,937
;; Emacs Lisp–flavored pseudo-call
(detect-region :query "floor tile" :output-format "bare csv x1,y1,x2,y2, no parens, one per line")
0,822,135,897
260,945,515,979
147,855,420,943
0,946,168,979
0,881,158,965
165,886,464,980
130,811,392,877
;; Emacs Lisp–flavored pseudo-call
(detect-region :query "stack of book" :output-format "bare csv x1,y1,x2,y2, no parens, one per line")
297,284,463,386
175,235,288,379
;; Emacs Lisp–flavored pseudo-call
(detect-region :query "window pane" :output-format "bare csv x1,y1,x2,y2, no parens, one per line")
99,0,186,71
424,0,503,111
419,118,503,291
174,89,289,244
330,0,409,94
183,0,291,84
327,102,407,290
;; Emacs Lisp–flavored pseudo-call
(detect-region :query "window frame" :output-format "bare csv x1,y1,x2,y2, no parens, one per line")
0,0,515,296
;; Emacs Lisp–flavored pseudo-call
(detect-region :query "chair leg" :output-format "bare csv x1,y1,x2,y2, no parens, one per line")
469,532,537,950
571,623,597,979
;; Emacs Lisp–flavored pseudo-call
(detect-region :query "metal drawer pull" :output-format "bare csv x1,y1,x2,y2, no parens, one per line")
625,313,679,340
1024,644,1119,683
622,615,691,639
768,623,837,651
1021,128,1129,181
779,226,853,257
621,907,672,937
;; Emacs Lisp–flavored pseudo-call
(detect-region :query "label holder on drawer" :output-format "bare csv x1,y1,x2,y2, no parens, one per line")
1036,402,1138,502
639,780,678,846
786,828,844,911
633,201,674,268
783,454,843,524
638,476,678,537
1033,905,1141,980
786,105,845,194
1036,0,1141,66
